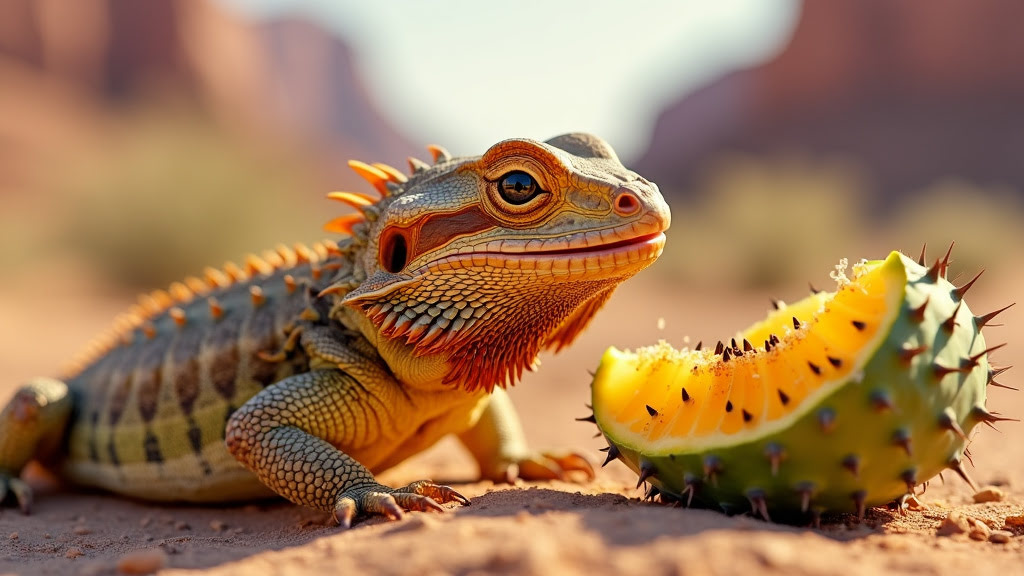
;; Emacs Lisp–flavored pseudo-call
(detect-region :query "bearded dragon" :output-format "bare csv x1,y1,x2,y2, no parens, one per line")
0,133,670,526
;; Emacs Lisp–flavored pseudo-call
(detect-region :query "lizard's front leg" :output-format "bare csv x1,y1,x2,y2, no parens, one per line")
0,378,72,513
458,388,594,483
225,368,467,527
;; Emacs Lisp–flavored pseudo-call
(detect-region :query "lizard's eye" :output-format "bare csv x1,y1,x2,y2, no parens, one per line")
498,171,541,205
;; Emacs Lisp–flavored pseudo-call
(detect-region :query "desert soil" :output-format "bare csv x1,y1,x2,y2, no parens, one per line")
1,271,1022,576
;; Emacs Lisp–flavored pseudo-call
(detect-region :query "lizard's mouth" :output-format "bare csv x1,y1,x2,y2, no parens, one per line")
502,232,666,257
424,232,666,278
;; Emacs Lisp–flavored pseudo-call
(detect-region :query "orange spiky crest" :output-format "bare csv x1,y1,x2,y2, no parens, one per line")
347,160,391,195
426,144,451,163
324,214,364,235
407,156,430,173
327,191,375,211
322,156,415,239
372,163,408,184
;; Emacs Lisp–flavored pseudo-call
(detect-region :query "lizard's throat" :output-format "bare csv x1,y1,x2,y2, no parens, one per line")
348,277,623,393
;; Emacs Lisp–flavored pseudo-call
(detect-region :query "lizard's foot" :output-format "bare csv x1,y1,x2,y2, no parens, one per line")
492,450,596,483
333,480,470,528
0,473,33,514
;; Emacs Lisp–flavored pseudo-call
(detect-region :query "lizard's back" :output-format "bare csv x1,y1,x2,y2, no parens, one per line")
60,245,338,501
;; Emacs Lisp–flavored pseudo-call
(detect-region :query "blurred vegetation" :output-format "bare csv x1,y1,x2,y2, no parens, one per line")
654,154,866,288
651,153,1024,291
887,179,1024,277
8,105,328,289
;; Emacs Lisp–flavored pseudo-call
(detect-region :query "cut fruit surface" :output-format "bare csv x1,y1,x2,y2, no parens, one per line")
590,250,1006,519
594,253,905,453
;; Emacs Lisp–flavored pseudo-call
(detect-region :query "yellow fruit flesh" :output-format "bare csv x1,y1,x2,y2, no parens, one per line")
595,254,907,454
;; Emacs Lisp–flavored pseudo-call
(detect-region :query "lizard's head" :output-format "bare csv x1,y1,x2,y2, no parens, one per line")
327,133,670,392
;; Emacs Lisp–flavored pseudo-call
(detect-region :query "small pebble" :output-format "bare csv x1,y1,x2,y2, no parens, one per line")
967,516,991,541
969,527,990,541
72,526,91,535
1004,515,1024,528
209,520,227,532
116,548,168,575
973,486,1005,503
8,532,18,541
989,530,1013,544
174,521,191,531
937,511,970,536
139,516,152,528
65,547,83,559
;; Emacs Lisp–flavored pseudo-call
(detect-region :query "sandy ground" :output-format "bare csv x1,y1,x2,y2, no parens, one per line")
1,269,1022,576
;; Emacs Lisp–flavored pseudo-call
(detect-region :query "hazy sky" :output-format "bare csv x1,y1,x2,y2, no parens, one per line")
219,0,798,161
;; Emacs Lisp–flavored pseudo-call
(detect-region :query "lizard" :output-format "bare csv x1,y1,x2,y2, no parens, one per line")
0,133,670,526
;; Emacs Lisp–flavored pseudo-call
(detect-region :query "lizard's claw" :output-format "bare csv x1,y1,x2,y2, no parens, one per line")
0,474,33,514
334,496,357,528
506,450,596,483
333,480,469,528
395,480,470,506
390,492,445,514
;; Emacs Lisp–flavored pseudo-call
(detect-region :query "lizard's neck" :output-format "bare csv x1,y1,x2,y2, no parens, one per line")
318,255,461,393
328,270,620,394
340,304,459,392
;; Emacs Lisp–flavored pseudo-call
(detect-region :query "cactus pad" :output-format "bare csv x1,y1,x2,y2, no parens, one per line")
590,250,1013,521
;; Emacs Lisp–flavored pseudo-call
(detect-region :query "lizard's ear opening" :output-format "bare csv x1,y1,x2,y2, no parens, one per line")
380,228,409,273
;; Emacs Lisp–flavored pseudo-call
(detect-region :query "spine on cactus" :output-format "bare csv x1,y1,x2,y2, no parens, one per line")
586,246,1014,522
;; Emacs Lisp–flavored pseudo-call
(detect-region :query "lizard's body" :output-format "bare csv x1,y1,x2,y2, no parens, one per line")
0,134,670,524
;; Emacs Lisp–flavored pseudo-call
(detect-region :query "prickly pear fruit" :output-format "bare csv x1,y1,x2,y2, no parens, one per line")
589,250,1013,521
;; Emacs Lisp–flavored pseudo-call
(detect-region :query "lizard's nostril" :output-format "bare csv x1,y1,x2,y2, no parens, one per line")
614,191,640,216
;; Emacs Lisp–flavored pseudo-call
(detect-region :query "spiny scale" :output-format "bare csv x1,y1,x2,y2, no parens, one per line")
588,249,1012,522
60,240,339,379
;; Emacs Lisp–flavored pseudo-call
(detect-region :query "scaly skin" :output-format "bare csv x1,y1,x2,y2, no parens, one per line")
0,133,670,525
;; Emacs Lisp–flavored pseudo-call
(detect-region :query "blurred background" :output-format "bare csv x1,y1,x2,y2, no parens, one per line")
1,0,1022,390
